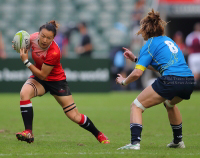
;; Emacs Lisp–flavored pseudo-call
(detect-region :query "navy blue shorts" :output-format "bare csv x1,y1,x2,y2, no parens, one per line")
152,75,195,100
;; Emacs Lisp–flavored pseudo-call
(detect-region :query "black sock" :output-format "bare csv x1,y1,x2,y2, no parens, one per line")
171,123,182,144
130,123,142,144
79,115,100,137
20,100,33,131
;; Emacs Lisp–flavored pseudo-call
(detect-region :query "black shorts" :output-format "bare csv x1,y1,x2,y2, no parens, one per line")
31,76,71,96
152,75,195,100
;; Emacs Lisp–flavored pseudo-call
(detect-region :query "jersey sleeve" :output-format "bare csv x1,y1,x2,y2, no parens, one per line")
135,45,153,71
30,32,38,47
44,49,60,66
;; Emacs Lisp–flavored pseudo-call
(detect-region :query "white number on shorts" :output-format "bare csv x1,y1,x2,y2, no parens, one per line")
165,40,178,53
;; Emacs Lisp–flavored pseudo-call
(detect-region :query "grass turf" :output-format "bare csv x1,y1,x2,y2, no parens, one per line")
0,91,200,158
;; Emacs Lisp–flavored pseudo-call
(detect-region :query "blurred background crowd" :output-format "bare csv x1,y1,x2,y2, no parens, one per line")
0,0,200,91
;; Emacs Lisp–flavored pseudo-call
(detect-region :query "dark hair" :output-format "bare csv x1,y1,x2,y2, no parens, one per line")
79,21,87,28
39,20,60,37
137,9,167,40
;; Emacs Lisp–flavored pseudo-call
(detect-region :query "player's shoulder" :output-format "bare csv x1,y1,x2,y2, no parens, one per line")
30,32,39,40
141,37,154,50
49,40,60,51
141,36,162,53
47,41,60,56
152,36,168,43
150,36,173,47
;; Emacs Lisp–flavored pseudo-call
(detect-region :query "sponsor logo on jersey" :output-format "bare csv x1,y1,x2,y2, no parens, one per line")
52,52,57,55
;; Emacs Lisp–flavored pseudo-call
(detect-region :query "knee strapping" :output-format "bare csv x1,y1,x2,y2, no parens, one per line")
164,100,174,108
25,82,38,97
133,98,146,111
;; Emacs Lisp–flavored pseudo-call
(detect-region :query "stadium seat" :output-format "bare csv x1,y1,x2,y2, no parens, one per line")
0,0,151,58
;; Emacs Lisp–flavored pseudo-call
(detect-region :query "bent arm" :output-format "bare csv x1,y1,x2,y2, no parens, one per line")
124,69,144,85
19,48,54,80
29,63,53,80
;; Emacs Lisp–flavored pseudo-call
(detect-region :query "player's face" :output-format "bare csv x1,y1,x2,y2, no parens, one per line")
38,28,54,49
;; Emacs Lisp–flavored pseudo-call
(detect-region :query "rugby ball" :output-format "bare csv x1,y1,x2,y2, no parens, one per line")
13,30,30,53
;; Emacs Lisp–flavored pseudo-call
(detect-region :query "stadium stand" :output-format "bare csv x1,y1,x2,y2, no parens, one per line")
0,0,153,58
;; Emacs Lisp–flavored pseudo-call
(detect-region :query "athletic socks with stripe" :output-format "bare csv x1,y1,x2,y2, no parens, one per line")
171,123,182,144
130,123,142,145
79,114,100,137
20,100,33,130
130,123,183,144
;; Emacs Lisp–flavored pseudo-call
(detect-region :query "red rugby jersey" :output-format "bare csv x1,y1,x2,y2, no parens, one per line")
30,32,66,81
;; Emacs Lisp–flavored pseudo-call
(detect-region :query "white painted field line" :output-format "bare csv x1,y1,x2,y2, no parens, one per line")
0,152,200,156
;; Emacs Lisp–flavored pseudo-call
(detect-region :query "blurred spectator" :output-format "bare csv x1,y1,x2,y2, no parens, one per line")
0,32,6,59
54,29,69,58
185,23,200,81
130,0,146,57
173,31,189,62
54,23,78,58
110,46,127,90
131,0,146,29
75,22,93,57
126,0,146,90
110,46,142,91
109,22,133,90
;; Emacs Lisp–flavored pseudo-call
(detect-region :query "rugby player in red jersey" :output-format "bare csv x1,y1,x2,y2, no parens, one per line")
13,20,110,144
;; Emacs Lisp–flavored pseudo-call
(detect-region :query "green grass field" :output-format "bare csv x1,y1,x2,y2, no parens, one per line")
0,92,200,158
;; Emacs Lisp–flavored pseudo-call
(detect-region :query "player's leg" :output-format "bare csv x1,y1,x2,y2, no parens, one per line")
164,97,185,148
164,97,183,125
118,85,165,150
54,95,110,144
16,78,45,143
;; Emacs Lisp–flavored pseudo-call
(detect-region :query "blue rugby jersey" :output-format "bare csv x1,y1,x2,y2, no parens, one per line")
136,36,193,77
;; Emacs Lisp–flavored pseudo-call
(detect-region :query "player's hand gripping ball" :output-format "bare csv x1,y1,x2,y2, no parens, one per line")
13,30,30,53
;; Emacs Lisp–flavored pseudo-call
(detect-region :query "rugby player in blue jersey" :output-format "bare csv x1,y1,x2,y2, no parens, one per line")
116,9,194,150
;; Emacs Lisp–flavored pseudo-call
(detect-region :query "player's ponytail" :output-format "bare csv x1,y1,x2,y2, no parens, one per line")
48,20,60,30
39,20,60,37
137,9,167,41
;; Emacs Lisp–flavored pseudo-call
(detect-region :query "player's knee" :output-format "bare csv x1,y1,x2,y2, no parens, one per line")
164,100,175,108
130,102,137,110
20,89,31,100
132,98,146,111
